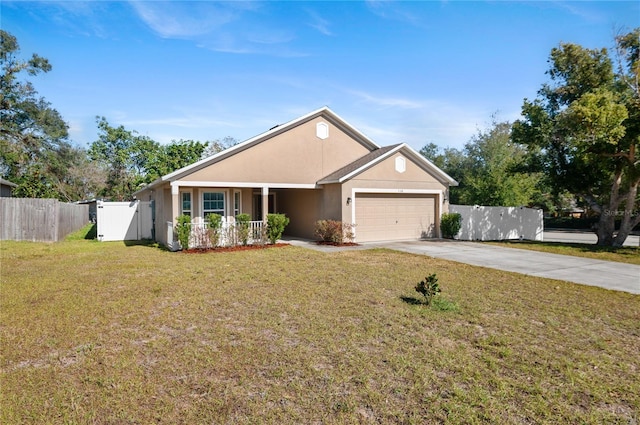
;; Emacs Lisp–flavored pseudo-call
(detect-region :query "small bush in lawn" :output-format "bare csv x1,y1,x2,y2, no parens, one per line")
175,214,191,250
415,273,441,305
235,213,251,245
266,213,290,244
441,212,462,239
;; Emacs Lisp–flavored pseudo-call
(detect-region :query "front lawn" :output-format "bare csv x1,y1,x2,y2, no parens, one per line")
1,240,638,424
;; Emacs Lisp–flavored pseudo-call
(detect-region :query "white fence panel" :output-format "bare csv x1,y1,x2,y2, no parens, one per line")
450,205,543,241
97,200,153,242
138,201,153,240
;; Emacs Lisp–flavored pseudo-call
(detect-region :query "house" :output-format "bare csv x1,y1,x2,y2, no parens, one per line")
0,178,17,198
134,107,458,246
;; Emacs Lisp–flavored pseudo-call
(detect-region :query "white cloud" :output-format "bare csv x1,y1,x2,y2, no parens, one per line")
347,89,423,109
306,9,332,36
129,1,239,38
130,1,305,57
365,0,422,26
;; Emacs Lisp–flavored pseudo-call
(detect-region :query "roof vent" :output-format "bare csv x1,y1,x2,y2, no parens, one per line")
316,122,329,140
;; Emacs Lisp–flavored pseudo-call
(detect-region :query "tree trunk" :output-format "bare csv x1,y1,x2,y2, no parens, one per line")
595,212,616,246
613,179,640,247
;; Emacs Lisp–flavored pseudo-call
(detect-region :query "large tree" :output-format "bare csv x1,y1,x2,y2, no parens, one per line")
512,29,640,246
88,117,159,200
144,139,209,182
0,29,84,200
89,117,211,199
421,119,541,207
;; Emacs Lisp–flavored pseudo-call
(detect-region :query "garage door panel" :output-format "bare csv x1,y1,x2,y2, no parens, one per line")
355,193,436,242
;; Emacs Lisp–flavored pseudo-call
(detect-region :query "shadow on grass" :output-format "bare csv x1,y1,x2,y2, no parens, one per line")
400,295,461,313
400,296,423,305
123,239,170,251
85,224,97,240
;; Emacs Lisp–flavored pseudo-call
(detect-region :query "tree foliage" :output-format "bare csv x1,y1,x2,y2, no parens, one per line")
512,28,640,246
0,29,94,201
145,139,209,182
88,117,157,200
421,120,541,207
89,117,210,200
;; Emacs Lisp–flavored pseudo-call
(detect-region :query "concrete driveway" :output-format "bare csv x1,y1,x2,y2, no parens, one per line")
286,238,640,295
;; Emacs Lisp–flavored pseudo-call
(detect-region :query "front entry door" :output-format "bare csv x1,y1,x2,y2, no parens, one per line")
252,192,276,221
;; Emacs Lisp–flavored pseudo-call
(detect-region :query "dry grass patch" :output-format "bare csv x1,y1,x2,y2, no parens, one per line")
1,240,639,424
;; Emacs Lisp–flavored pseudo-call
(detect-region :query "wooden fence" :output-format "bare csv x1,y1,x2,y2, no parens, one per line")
0,198,89,242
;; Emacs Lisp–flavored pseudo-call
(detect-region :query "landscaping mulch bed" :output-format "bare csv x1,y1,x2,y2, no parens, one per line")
182,243,290,254
315,241,359,247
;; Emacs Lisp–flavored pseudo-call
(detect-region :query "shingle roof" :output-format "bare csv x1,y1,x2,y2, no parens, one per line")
318,144,402,184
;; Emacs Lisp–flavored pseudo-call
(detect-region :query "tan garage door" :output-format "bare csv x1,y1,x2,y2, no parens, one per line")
355,193,436,242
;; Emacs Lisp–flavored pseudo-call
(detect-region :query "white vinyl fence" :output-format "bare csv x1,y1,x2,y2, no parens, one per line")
96,200,153,242
450,205,543,241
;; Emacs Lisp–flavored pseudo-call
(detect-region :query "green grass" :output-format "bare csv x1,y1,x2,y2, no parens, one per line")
1,239,639,424
486,240,640,265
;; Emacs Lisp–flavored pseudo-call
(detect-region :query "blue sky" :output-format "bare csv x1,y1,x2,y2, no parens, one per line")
2,1,638,151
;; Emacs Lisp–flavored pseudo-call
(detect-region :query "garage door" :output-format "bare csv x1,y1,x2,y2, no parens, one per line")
355,193,436,242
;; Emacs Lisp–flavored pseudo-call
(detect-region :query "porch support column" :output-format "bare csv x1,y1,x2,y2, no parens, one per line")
171,183,180,226
261,186,269,223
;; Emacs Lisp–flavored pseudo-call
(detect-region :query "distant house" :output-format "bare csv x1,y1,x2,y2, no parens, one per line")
0,178,17,198
134,107,458,246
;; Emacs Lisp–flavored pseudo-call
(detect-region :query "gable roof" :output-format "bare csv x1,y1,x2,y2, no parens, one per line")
317,144,401,183
134,107,380,194
317,143,458,186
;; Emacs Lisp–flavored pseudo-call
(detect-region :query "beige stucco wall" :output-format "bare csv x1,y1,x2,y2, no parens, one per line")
275,188,323,239
182,117,370,184
348,153,447,190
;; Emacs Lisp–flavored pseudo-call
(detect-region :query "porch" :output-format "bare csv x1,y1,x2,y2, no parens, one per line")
161,183,326,247
167,218,265,251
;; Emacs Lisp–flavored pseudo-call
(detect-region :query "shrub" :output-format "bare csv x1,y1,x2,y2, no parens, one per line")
266,213,289,244
441,212,462,239
175,214,191,250
314,220,356,244
235,213,251,246
315,220,343,243
415,273,441,305
206,213,223,247
342,222,356,243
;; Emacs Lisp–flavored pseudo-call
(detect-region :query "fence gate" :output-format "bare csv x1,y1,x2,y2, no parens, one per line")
97,200,153,242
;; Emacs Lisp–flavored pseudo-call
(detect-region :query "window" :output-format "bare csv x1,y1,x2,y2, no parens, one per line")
234,190,241,217
203,192,225,216
180,192,192,216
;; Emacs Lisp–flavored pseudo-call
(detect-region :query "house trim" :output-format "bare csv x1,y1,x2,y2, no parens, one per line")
318,143,458,186
171,181,319,190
